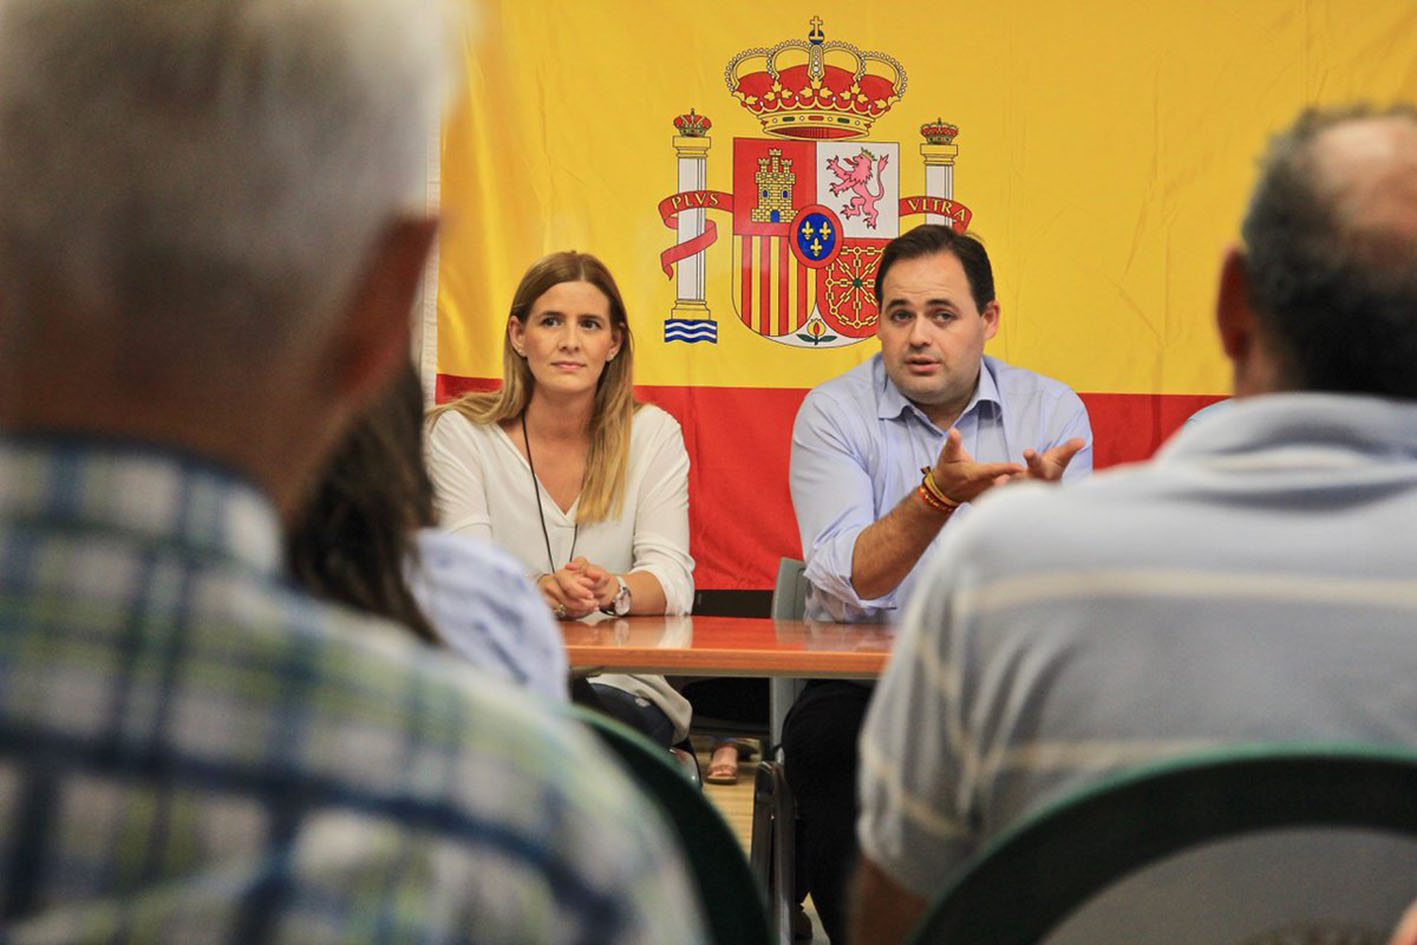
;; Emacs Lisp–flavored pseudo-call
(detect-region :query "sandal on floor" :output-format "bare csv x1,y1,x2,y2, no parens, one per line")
704,744,741,785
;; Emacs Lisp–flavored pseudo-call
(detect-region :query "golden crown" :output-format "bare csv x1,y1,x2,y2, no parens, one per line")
724,17,907,141
674,109,712,137
920,118,959,145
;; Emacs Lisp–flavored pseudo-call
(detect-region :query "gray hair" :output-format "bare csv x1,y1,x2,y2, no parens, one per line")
0,0,454,373
1241,103,1417,398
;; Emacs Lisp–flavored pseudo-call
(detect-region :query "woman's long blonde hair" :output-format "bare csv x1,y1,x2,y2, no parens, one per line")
431,251,638,524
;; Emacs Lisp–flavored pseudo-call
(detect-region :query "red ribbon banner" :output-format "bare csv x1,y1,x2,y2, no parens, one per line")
898,195,972,230
657,190,734,277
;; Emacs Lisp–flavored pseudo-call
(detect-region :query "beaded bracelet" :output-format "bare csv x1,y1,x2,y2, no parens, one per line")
917,483,955,514
918,466,961,510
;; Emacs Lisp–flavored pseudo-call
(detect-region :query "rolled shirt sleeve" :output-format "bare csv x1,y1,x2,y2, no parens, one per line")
790,387,902,620
1053,388,1093,482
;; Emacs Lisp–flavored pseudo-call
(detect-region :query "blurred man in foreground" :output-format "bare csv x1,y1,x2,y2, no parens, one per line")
0,1,704,942
853,103,1417,945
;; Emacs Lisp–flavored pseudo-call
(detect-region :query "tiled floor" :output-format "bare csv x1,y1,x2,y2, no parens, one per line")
697,744,829,945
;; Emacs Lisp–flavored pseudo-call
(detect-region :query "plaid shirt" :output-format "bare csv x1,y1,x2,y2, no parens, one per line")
0,436,706,945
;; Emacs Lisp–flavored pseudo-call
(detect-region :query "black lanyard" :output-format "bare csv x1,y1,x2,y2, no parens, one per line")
522,411,577,574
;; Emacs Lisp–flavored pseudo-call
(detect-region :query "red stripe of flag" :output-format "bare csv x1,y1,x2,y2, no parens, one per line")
436,373,1225,590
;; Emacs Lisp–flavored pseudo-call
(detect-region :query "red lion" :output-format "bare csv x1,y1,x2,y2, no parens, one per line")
826,148,890,229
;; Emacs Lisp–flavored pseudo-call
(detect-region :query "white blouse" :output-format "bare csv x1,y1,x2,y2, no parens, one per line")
426,404,697,739
426,404,696,613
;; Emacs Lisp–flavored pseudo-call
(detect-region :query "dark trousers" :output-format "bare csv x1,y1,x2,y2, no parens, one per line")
780,680,873,945
572,679,677,748
680,677,771,754
680,676,769,728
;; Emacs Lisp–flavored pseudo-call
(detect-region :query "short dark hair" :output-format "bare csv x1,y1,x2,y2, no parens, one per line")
1242,103,1417,398
873,224,996,312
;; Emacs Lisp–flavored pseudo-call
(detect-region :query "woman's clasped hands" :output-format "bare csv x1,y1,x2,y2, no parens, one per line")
537,556,620,619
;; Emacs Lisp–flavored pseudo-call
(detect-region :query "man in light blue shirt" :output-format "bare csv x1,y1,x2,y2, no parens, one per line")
793,356,1093,623
792,226,1092,624
782,224,1091,942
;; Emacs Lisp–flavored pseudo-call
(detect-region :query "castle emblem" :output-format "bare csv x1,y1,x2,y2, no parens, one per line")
752,150,795,224
658,18,972,347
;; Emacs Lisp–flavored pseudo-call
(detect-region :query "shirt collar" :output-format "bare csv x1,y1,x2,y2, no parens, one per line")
1157,392,1417,465
873,352,1003,427
0,433,284,576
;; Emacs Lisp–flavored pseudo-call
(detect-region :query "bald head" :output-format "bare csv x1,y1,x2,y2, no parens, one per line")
1240,105,1417,399
1312,114,1417,260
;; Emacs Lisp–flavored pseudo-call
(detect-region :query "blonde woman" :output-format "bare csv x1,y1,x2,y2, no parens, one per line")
427,251,693,745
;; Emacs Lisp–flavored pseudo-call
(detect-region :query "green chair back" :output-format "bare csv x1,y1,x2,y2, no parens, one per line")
907,743,1417,945
768,556,808,752
570,706,772,945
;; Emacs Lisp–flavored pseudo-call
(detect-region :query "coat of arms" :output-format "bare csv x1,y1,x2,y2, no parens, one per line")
657,17,972,347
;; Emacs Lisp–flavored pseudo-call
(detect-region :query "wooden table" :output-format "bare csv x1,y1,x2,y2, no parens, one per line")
567,614,891,945
561,614,893,678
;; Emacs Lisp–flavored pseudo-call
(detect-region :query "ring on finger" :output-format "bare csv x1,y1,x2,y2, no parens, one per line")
555,603,567,619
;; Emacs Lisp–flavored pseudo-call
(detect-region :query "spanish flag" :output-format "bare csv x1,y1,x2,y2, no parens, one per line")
434,0,1417,591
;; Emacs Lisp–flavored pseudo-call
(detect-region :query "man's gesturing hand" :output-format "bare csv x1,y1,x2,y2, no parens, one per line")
1021,438,1086,482
931,428,1025,505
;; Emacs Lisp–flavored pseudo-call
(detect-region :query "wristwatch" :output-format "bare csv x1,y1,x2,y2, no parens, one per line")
601,575,632,616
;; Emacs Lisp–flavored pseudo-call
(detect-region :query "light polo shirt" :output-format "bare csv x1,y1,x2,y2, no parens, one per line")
790,352,1092,622
858,393,1417,897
